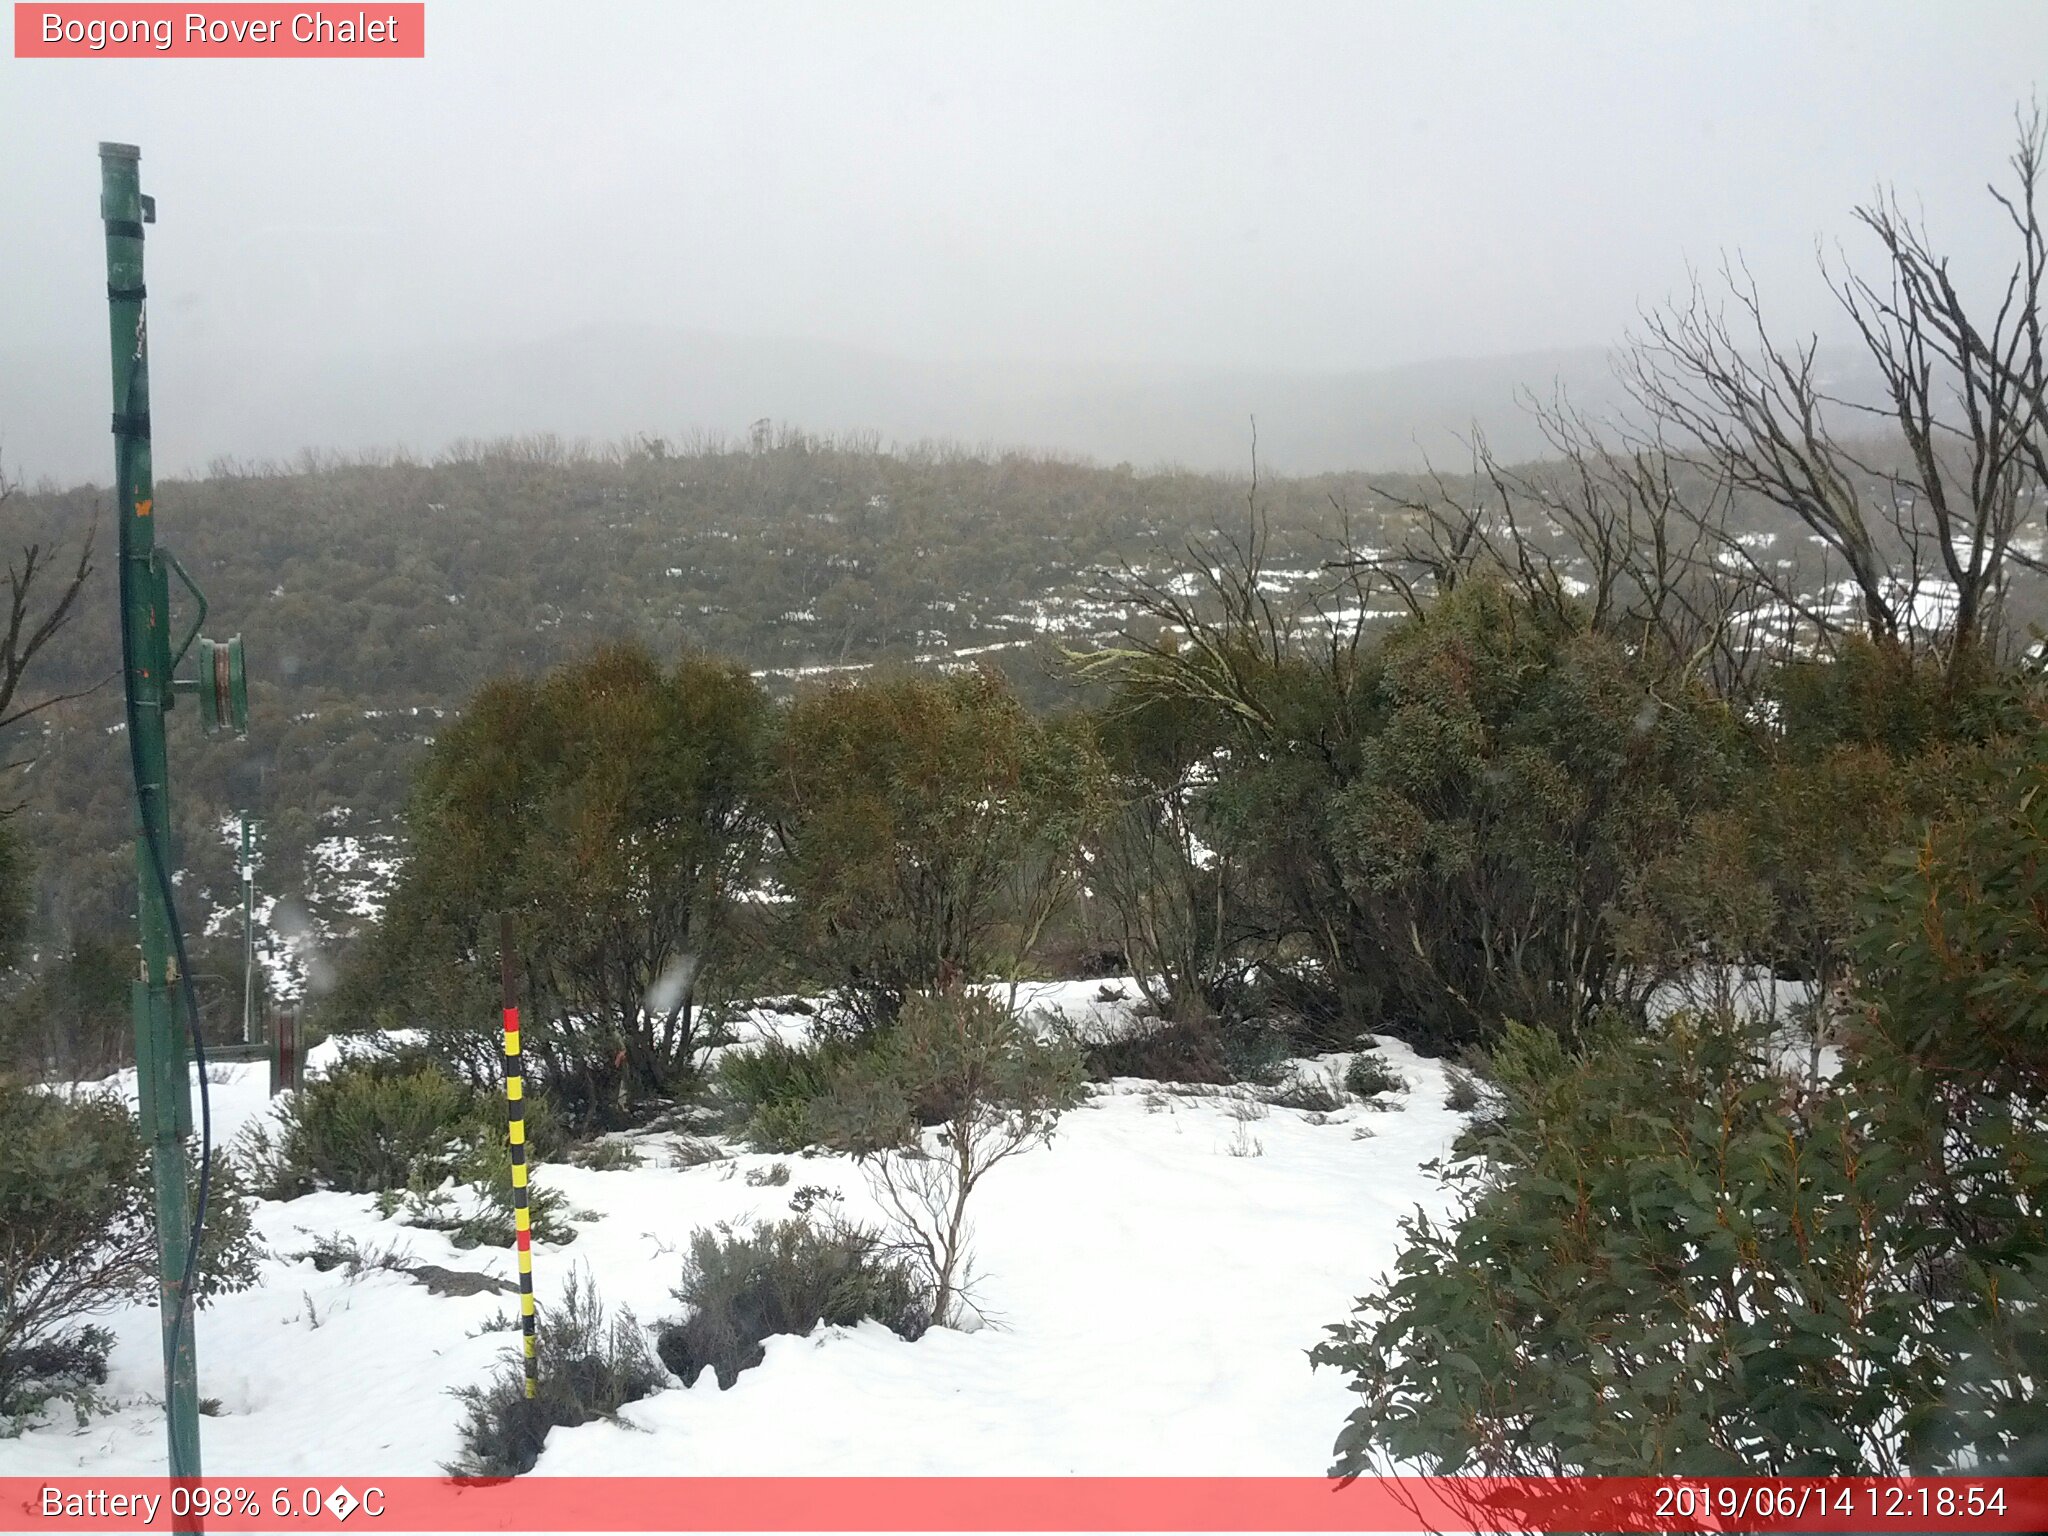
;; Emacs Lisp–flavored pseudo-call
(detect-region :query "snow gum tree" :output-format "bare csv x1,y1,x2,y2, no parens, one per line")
333,643,770,1125
1084,685,1249,1027
769,668,1099,1029
1093,563,1743,1054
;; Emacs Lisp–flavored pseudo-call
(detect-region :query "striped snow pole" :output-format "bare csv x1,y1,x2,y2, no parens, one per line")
500,914,538,1400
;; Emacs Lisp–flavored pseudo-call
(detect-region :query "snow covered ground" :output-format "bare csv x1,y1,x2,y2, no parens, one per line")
0,981,1468,1477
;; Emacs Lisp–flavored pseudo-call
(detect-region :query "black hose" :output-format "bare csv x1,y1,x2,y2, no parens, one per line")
113,348,213,1371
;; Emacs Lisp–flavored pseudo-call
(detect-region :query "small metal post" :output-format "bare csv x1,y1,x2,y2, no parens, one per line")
240,816,255,1045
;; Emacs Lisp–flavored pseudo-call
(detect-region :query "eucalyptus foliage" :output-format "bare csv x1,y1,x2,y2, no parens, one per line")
1313,705,2048,1477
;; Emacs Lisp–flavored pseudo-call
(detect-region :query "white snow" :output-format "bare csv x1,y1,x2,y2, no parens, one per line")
0,984,1467,1477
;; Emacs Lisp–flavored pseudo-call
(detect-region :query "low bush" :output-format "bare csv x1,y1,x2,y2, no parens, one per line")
716,1036,866,1151
1312,1014,1949,1477
1072,1013,1287,1087
669,1136,728,1170
1078,1016,1229,1083
0,1325,112,1435
450,1267,663,1478
655,1219,929,1390
0,1086,258,1430
1343,1052,1406,1101
564,1138,642,1171
261,1048,486,1196
252,1045,569,1199
1441,1067,1482,1113
397,1133,576,1249
1264,1066,1347,1113
291,1233,414,1279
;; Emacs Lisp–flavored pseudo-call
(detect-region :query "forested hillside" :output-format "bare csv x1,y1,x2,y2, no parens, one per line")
4,416,2036,1019
1,431,1407,984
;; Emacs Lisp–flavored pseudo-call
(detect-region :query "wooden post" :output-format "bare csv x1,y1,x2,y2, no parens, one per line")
268,1007,301,1097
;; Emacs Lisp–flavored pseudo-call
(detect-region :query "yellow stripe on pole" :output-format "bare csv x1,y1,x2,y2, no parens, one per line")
506,1075,523,1101
512,1162,528,1188
509,1119,524,1145
503,1028,520,1056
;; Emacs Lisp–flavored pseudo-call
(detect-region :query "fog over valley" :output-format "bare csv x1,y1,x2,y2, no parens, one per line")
3,2,2041,482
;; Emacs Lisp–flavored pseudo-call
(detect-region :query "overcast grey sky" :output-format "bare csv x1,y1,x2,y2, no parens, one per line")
3,1,2044,479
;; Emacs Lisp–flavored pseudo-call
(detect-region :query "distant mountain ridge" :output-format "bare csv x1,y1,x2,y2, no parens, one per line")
2,327,1661,486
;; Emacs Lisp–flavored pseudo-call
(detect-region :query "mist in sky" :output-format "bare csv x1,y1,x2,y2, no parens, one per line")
2,1,2043,482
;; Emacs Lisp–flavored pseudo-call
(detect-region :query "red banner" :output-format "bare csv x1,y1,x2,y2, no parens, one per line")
12,4,424,58
3,1477,2045,1533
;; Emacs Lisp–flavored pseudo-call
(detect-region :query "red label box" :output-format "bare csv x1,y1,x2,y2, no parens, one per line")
13,4,424,57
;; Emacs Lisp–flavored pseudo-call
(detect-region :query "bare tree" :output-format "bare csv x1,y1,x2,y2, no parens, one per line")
1085,766,1234,1026
818,990,1083,1327
1080,511,1384,744
1627,107,2048,683
1347,400,1787,699
0,451,105,780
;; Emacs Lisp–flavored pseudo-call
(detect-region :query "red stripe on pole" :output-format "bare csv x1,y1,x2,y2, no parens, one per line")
7,1477,2046,1532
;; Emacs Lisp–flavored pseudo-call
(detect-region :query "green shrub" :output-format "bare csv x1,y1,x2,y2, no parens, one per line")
1768,637,2006,763
400,1134,575,1249
1843,707,2048,1470
0,1326,112,1435
668,1135,728,1169
1264,1066,1346,1112
450,1267,663,1477
719,1037,835,1105
565,1138,642,1171
1314,712,2048,1482
265,1048,486,1196
1,940,131,1083
655,1219,929,1390
1343,1052,1405,1101
339,646,772,1129
769,669,1099,1029
1322,584,1743,1053
1076,1016,1225,1083
291,1233,413,1279
1073,1013,1285,1086
0,1086,257,1423
717,1035,866,1151
1311,1014,1954,1477
1097,576,1744,1055
741,1100,815,1153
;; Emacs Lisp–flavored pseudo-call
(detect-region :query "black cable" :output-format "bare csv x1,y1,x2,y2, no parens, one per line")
112,337,213,1374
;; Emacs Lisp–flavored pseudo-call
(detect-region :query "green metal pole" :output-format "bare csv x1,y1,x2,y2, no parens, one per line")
100,140,203,1488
